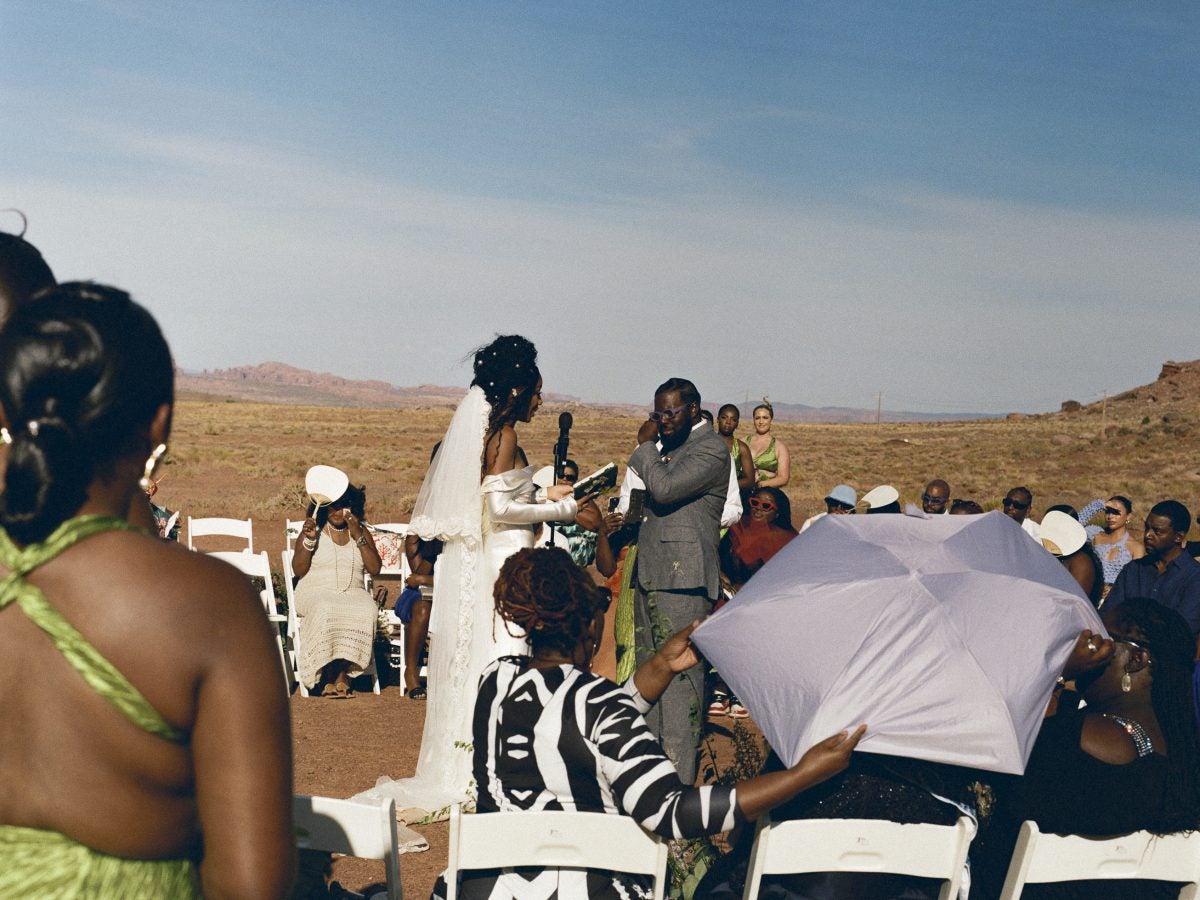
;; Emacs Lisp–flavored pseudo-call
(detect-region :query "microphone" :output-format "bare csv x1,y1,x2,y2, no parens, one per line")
555,411,573,477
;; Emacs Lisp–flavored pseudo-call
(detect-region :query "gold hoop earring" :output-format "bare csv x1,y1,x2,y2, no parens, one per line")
139,443,168,493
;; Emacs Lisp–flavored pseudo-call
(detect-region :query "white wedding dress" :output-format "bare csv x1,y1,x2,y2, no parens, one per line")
354,388,576,821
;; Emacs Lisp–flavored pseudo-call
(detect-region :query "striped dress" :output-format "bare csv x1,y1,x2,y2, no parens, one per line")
433,657,742,899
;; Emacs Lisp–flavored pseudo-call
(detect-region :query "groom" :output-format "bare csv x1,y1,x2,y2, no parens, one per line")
628,377,729,784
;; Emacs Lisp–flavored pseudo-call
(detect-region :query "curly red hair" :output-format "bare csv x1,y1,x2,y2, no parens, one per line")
494,547,609,656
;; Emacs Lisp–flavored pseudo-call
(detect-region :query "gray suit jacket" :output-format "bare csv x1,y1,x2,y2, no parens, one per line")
629,424,729,599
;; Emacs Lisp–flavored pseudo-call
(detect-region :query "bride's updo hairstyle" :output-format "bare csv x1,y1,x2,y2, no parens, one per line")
470,334,540,435
495,547,610,656
0,282,173,544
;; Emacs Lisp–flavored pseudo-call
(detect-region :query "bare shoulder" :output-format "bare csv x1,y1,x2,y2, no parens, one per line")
1080,713,1138,765
56,531,262,624
485,424,519,474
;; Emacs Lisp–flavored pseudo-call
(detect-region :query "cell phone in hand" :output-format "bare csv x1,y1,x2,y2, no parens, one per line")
607,497,620,513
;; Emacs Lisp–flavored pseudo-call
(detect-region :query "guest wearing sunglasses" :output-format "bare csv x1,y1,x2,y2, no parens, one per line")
800,483,857,532
920,479,951,515
720,487,797,592
1002,485,1041,541
713,488,798,719
974,598,1200,898
550,459,602,567
1076,495,1146,595
626,377,730,784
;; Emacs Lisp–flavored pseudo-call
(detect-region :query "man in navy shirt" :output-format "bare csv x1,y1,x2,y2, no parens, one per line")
1107,499,1200,641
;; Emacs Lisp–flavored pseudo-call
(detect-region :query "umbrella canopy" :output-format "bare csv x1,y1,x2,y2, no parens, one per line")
692,510,1104,775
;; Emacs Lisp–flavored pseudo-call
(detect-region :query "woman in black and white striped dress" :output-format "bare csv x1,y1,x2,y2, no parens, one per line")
432,547,866,899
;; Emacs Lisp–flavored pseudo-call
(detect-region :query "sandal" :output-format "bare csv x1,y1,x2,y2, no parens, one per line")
331,680,354,699
320,683,339,698
708,693,730,717
407,686,427,700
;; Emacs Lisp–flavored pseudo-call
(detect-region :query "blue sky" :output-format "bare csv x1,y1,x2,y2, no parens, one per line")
3,1,1197,414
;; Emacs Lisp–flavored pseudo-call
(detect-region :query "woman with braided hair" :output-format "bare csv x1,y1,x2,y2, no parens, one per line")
359,335,586,818
0,283,292,897
430,546,866,899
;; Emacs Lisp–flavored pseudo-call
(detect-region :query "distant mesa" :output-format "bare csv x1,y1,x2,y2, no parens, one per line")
176,358,1200,424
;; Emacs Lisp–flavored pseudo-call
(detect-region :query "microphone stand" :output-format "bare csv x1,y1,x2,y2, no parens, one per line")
547,411,572,548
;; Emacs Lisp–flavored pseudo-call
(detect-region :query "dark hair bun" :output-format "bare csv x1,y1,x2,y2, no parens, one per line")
471,334,539,407
0,282,173,544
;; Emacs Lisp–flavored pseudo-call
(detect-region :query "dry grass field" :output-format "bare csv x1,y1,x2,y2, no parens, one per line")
156,374,1199,897
164,383,1200,557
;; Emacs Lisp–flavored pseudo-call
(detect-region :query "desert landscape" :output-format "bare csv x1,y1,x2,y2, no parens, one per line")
158,359,1200,897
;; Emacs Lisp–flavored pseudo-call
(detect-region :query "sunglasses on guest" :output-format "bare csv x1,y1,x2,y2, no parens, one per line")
1003,497,1030,511
748,496,777,512
921,493,948,506
649,404,690,422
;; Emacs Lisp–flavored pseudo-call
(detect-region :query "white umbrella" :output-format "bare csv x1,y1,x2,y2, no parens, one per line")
692,510,1104,775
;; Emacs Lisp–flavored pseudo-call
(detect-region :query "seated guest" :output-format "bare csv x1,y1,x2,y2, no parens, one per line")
720,487,797,591
949,499,984,515
0,283,293,896
1041,510,1104,607
552,459,600,566
800,483,856,532
974,599,1200,899
921,479,951,515
293,478,383,697
400,532,439,699
1003,486,1041,541
432,547,865,899
1107,500,1200,638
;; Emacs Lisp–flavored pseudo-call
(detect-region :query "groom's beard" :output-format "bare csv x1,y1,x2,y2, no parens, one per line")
659,426,689,454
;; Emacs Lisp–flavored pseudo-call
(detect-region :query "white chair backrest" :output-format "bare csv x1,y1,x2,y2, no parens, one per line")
187,516,253,552
293,794,402,900
999,820,1200,899
208,550,274,610
209,550,291,690
285,519,306,550
446,806,667,900
369,523,412,579
742,816,976,900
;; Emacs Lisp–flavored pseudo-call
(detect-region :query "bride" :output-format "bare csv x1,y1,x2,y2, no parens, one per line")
358,335,579,818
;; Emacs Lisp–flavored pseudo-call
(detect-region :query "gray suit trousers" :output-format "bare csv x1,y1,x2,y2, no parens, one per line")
633,582,711,786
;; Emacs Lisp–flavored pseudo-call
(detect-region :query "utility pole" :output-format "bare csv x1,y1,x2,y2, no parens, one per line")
876,392,882,430
1101,390,1108,438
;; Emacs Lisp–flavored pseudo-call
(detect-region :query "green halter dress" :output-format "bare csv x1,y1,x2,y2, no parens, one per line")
0,516,200,898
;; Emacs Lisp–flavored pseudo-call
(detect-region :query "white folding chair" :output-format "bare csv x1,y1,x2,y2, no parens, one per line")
293,794,403,900
285,519,306,550
367,523,427,688
445,806,668,900
187,516,254,553
999,820,1200,898
741,815,976,900
281,548,381,696
209,550,292,691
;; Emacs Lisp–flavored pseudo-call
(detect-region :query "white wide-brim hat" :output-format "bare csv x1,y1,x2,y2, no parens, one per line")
861,484,900,509
305,465,349,506
1040,510,1087,557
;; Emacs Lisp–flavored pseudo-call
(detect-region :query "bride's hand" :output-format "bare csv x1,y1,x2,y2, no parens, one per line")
547,484,574,502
